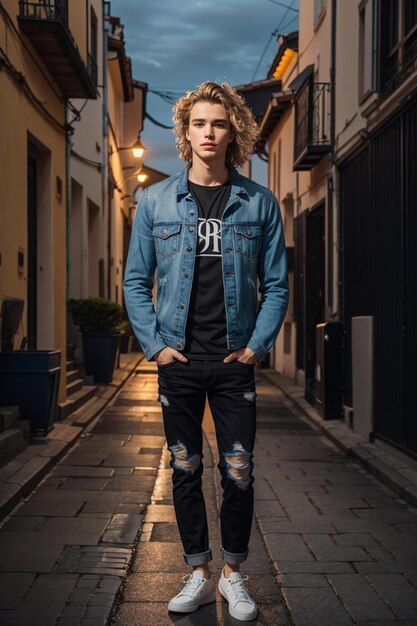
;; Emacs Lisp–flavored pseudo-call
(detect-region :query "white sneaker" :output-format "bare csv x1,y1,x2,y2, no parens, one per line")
168,570,216,613
218,569,258,621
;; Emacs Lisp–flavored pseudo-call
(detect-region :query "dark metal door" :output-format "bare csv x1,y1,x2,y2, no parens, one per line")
341,102,417,457
294,207,325,402
27,155,37,349
305,205,325,402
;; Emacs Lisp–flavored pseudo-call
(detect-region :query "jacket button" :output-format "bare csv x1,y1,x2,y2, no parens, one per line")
180,303,185,309
184,272,189,278
163,229,168,237
176,343,182,349
187,246,192,252
190,210,195,216
189,226,194,232
247,230,252,236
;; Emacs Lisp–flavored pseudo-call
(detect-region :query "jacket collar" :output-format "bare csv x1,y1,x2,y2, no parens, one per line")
176,165,249,200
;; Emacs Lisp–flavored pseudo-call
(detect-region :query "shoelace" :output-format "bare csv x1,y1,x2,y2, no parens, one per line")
229,575,252,603
179,574,205,597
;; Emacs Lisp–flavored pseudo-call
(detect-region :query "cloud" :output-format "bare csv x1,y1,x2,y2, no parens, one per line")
111,0,299,174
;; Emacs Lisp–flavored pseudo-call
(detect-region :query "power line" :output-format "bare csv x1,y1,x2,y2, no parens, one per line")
145,112,173,129
250,0,298,81
262,0,299,11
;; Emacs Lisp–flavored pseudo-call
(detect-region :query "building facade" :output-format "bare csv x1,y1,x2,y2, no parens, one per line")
256,0,417,459
0,1,147,406
0,0,98,401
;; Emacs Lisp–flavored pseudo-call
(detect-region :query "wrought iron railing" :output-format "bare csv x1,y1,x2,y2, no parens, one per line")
294,79,331,164
88,52,98,91
381,35,417,96
19,0,68,22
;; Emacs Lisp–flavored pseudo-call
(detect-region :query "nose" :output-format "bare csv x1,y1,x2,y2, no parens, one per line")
204,125,214,138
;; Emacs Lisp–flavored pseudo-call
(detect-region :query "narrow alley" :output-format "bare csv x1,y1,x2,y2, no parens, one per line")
0,363,417,625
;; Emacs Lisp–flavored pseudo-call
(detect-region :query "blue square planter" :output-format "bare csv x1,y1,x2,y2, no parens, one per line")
0,350,61,434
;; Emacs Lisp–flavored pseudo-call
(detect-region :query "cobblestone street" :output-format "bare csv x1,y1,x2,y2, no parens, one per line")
1,363,417,625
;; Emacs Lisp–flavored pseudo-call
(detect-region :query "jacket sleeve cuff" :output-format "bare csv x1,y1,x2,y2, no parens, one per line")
246,338,267,362
145,338,168,362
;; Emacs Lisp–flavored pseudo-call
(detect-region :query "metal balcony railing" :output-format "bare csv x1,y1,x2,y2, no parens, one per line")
18,0,68,23
293,79,331,171
17,0,97,98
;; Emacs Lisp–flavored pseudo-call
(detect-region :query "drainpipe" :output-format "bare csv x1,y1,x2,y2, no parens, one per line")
328,0,338,320
65,102,72,306
103,2,110,300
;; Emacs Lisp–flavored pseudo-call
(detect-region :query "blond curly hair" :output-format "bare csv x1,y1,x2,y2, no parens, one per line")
172,81,259,167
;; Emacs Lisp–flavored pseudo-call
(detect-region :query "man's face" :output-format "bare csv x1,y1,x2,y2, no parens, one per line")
186,101,234,166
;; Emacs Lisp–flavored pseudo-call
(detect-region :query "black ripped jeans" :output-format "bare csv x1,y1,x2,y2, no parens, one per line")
157,359,257,566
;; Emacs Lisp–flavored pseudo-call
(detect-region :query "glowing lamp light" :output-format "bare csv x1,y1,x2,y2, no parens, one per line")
137,173,148,183
131,135,147,158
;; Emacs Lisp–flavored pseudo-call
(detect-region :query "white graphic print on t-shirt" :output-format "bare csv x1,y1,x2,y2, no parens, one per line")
196,218,222,257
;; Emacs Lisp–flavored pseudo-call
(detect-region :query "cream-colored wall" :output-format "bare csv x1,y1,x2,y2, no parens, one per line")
0,2,67,400
70,0,104,298
68,0,88,63
334,2,369,160
266,1,334,378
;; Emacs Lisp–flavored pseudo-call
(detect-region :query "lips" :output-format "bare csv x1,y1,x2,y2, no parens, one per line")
201,143,217,147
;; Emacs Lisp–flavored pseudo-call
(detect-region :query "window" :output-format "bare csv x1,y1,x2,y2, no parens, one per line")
359,0,377,100
379,0,417,96
314,0,327,25
90,5,98,63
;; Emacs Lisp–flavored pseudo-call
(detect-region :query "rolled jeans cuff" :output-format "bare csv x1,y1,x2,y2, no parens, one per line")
221,546,249,564
183,548,213,566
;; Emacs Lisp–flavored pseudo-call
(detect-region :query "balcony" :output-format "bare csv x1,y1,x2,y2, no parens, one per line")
18,1,97,99
293,79,331,171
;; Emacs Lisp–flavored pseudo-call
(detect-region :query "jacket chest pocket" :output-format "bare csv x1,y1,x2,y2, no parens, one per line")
234,224,262,259
153,224,182,259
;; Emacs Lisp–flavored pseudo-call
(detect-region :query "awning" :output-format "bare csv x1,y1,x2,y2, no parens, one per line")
287,64,314,92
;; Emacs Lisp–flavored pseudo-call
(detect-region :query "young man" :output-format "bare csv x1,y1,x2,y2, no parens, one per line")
123,81,288,621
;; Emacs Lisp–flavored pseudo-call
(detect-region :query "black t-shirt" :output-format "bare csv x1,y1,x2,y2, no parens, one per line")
183,179,231,359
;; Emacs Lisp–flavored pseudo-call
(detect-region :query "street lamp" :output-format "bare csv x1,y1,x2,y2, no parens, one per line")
111,133,148,158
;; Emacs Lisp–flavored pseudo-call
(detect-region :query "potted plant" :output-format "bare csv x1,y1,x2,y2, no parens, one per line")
117,319,134,354
69,298,122,384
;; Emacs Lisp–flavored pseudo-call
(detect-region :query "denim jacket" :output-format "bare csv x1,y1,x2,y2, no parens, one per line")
123,165,289,361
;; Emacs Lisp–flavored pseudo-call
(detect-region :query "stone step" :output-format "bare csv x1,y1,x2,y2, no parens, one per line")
0,422,30,468
66,378,84,397
0,407,20,433
58,385,97,421
66,368,80,385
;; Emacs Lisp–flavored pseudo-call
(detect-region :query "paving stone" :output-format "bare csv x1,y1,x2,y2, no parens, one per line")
101,513,142,543
56,546,132,576
13,500,84,517
132,542,185,572
29,490,150,503
53,467,115,477
0,543,64,572
82,502,144,514
1,516,46,531
0,573,35,609
277,573,328,587
282,585,353,626
61,454,109,467
366,573,417,619
102,453,161,467
327,573,395,620
263,533,315,561
277,561,356,573
60,477,110,490
257,519,335,534
103,475,156,491
332,533,379,547
150,522,181,542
